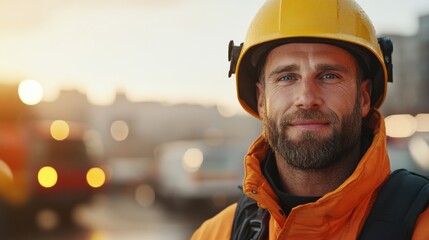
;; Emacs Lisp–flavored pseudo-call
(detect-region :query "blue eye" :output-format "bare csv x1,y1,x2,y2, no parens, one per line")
279,75,296,81
321,73,338,79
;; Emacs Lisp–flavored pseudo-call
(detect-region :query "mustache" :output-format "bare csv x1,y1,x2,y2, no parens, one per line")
281,109,339,125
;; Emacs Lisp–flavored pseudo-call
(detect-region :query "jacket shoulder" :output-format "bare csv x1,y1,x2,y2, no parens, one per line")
191,203,237,240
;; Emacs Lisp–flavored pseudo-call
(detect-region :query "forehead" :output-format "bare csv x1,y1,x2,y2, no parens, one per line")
265,43,357,67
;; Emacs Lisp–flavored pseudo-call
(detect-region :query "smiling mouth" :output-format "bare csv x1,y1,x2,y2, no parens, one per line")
282,109,336,131
288,120,329,130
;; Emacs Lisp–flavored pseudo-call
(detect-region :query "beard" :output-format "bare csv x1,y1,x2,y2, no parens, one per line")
263,98,362,170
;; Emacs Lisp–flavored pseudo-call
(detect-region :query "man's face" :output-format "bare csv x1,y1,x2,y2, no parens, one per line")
257,43,371,170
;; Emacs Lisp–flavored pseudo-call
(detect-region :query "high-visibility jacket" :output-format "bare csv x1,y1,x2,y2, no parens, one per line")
191,110,429,239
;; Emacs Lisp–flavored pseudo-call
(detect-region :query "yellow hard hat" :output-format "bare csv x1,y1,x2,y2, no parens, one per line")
228,0,393,119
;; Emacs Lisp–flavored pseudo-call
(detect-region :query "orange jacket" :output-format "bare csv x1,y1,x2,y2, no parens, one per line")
192,110,429,239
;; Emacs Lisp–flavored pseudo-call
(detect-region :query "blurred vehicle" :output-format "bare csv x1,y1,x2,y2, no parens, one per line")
24,120,107,219
154,139,246,209
0,82,108,232
0,119,107,229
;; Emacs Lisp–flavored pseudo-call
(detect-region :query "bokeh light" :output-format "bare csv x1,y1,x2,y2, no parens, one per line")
50,120,70,141
86,167,106,188
18,79,44,105
110,120,129,141
182,148,204,172
385,114,417,138
36,209,60,231
38,166,58,188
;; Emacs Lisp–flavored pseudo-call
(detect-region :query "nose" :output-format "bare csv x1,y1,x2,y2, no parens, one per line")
294,79,323,109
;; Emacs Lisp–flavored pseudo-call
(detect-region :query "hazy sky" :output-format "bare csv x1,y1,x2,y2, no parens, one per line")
0,0,428,113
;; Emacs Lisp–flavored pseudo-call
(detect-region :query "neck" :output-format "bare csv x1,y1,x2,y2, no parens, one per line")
274,144,361,197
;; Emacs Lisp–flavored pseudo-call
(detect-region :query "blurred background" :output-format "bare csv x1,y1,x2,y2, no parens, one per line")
0,0,428,239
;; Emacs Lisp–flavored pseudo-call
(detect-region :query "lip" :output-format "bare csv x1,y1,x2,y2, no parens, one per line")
289,120,329,129
290,119,328,125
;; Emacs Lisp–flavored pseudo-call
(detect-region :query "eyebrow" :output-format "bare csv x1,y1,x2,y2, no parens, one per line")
316,64,350,73
267,64,299,79
267,63,350,79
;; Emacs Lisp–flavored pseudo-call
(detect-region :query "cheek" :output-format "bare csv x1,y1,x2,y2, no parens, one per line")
323,84,358,112
264,88,294,116
264,89,294,125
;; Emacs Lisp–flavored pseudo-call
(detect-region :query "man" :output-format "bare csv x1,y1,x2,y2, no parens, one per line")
192,0,429,239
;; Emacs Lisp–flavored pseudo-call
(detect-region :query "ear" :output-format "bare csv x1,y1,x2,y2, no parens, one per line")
256,82,265,119
360,79,372,118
